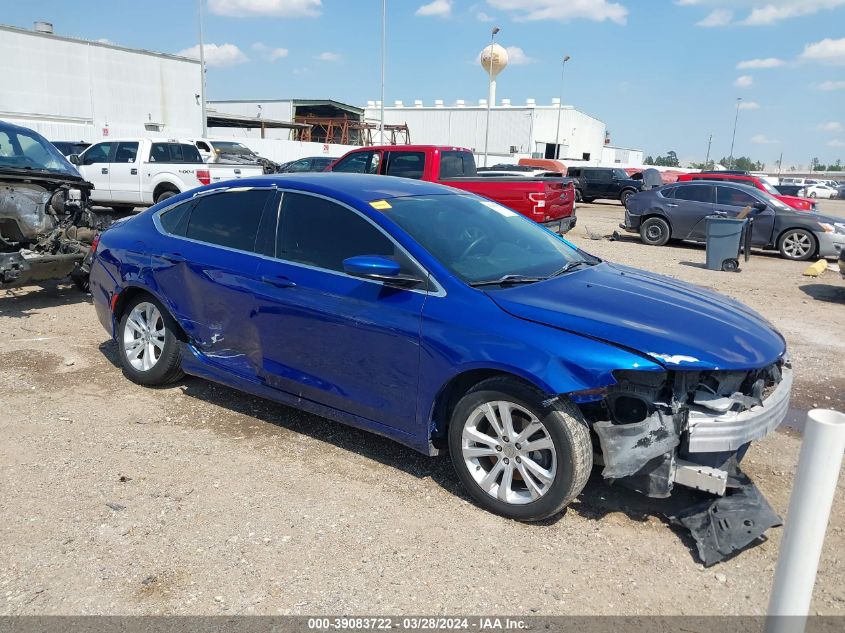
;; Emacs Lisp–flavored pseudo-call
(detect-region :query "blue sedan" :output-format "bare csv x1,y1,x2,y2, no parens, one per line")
90,173,791,531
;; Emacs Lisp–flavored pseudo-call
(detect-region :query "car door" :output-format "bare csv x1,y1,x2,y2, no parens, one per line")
668,183,715,240
107,141,142,205
330,150,382,174
588,169,613,199
149,187,277,378
78,142,114,202
251,190,427,433
715,185,775,246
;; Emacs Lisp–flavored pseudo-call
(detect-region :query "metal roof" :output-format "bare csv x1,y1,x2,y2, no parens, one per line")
210,98,364,115
206,109,310,130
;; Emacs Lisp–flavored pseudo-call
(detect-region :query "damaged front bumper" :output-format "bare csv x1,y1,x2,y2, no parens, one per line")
580,360,791,564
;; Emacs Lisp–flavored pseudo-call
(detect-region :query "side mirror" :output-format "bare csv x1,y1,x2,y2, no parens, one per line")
753,201,768,212
69,154,80,165
343,255,422,288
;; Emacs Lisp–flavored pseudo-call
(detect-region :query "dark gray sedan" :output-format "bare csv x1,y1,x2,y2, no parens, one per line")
621,181,845,261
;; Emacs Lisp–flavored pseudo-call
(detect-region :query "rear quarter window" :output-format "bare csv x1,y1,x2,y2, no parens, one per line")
184,189,272,251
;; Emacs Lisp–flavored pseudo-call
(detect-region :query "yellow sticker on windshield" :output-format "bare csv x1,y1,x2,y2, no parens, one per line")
370,200,392,210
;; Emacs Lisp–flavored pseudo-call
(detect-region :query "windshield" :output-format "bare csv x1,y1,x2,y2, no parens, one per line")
383,194,592,285
213,141,253,154
0,124,81,175
613,168,629,180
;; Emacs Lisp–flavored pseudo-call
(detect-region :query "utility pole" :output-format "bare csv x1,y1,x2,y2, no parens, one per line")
197,0,208,137
728,97,741,170
777,151,783,178
554,55,571,160
380,0,386,143
483,26,500,167
705,133,713,168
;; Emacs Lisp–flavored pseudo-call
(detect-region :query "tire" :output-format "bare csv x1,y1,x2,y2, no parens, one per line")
721,258,739,272
574,189,584,203
639,216,671,246
778,228,816,261
620,189,635,206
117,294,184,386
809,192,817,199
155,190,178,205
448,377,592,522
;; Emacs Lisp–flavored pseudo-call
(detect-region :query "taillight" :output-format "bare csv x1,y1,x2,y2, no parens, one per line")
197,169,211,186
89,233,100,253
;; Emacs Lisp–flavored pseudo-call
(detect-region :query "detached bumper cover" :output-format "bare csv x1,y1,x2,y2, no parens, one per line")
687,366,793,453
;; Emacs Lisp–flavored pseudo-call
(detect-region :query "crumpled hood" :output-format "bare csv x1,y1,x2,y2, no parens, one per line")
487,263,786,370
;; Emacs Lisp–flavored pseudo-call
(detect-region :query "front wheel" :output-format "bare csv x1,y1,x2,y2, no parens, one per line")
778,228,816,261
118,295,184,385
448,377,592,522
639,216,671,246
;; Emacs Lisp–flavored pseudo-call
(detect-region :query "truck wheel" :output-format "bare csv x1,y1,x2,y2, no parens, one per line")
155,190,178,205
448,377,592,522
620,189,635,206
118,294,184,386
778,228,816,261
640,217,671,246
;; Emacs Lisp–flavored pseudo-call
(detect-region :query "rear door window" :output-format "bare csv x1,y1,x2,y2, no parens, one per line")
716,186,759,207
674,184,713,203
439,151,476,178
185,189,273,252
385,152,425,179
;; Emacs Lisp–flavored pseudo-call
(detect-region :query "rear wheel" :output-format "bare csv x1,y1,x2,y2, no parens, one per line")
778,228,816,261
118,294,184,385
639,216,671,246
809,192,817,199
155,190,178,205
448,377,592,522
620,189,635,206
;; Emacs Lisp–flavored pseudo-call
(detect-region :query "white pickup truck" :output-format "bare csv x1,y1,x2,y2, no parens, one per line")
71,138,264,210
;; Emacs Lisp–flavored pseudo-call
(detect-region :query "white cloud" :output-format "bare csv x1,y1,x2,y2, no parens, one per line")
176,43,248,67
742,1,845,25
800,38,845,65
416,0,453,17
504,46,535,65
476,11,494,21
739,100,760,110
827,139,845,147
815,80,845,91
818,121,844,132
209,0,321,17
734,75,754,87
697,9,732,26
737,57,785,69
315,51,341,62
252,42,288,61
751,134,779,144
486,0,628,25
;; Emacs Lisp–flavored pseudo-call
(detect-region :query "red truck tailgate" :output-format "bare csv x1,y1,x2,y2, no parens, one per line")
441,179,575,224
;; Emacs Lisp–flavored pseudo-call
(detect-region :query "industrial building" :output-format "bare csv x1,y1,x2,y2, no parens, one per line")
362,99,643,167
0,22,203,142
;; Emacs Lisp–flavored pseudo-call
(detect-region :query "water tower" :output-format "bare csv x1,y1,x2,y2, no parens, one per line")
480,43,508,106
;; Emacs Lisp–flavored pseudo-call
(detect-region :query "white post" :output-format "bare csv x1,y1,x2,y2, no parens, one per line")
197,0,208,137
766,409,845,633
380,0,386,144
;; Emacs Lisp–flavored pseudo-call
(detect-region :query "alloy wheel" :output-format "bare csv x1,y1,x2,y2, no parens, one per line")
781,231,813,259
461,401,557,505
123,302,166,371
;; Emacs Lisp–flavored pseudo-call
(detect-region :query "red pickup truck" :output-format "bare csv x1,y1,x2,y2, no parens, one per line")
677,172,816,212
328,145,576,232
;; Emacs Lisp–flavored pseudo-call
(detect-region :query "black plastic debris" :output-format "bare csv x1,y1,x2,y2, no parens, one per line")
671,471,781,566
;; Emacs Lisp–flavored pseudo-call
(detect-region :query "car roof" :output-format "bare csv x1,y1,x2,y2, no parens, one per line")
200,172,456,202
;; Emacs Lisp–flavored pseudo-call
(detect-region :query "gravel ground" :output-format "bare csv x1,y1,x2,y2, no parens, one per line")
0,199,843,616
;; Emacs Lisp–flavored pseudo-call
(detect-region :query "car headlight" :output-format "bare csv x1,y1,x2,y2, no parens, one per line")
818,223,845,234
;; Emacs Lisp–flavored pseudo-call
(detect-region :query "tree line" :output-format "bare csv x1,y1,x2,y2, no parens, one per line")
644,151,842,172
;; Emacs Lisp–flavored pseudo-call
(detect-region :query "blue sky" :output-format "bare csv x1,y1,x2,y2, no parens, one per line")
5,0,845,167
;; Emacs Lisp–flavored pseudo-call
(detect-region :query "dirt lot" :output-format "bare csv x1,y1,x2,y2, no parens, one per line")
1,199,843,616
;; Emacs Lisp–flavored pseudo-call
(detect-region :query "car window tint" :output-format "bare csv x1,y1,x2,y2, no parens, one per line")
196,141,210,152
83,143,113,164
185,190,271,251
439,151,477,178
591,170,612,183
288,159,311,173
332,151,373,173
660,186,676,199
717,186,759,207
386,152,425,179
674,184,713,203
150,143,169,162
114,142,138,163
567,168,581,177
170,144,184,162
277,193,400,272
159,200,194,236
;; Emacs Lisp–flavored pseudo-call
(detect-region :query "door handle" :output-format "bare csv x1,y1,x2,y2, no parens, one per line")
131,168,138,175
101,168,109,175
261,274,296,288
234,168,242,175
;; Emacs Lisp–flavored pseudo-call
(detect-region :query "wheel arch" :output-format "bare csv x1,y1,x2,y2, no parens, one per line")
641,211,674,235
152,180,181,202
776,226,818,257
112,284,189,343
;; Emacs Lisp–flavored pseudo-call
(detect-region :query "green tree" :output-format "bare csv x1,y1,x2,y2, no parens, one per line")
651,151,680,167
719,156,763,171
644,155,655,165
830,159,842,172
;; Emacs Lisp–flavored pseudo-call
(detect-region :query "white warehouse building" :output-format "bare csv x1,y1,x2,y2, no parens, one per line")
363,99,643,167
0,23,203,142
